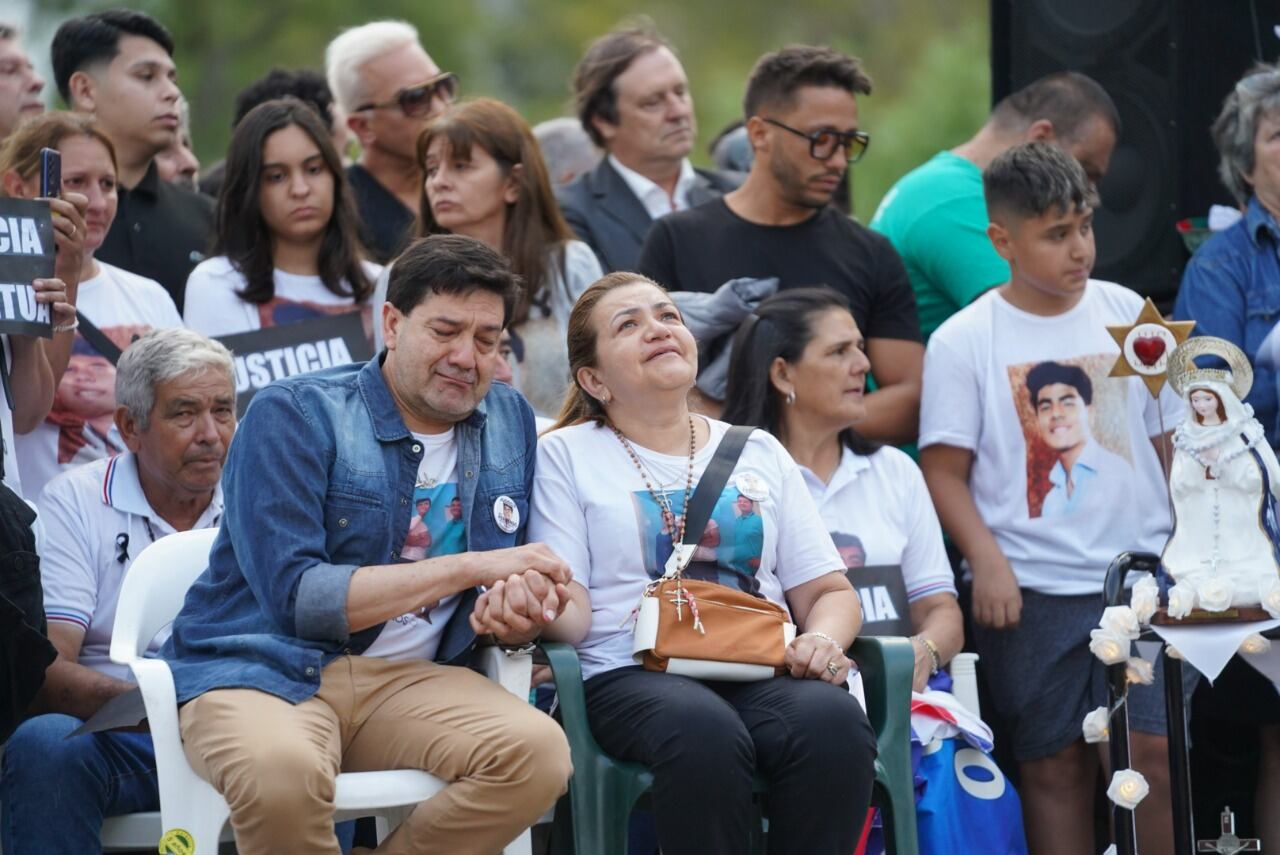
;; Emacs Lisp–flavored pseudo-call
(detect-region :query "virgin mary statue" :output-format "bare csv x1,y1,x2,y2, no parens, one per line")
1162,337,1280,611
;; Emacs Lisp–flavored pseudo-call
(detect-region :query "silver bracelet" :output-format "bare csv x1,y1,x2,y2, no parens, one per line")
51,317,79,334
803,630,841,648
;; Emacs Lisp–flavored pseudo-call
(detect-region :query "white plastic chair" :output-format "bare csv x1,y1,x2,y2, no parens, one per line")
949,651,981,716
107,527,533,854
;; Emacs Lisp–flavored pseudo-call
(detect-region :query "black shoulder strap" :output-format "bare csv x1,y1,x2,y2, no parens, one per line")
681,425,754,546
76,311,123,365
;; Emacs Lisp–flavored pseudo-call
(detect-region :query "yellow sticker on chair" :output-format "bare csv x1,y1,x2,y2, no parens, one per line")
158,828,195,855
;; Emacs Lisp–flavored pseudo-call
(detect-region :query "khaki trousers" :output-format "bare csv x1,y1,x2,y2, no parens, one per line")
178,655,571,855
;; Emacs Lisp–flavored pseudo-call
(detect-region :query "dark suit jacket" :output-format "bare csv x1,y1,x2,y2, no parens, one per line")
556,158,741,273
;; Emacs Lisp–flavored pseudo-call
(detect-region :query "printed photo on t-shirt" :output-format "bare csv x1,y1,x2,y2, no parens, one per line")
396,481,465,624
50,324,150,464
255,296,374,345
1006,354,1133,519
832,532,867,568
630,485,766,594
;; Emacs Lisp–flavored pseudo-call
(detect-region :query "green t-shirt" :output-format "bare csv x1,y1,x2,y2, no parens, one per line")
870,151,1009,339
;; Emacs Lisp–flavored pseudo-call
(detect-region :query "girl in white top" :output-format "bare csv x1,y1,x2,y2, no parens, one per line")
3,114,181,501
723,288,963,692
523,272,875,855
410,97,602,415
183,98,377,339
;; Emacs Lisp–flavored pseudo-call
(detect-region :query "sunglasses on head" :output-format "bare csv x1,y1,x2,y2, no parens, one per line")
356,72,459,118
762,117,870,163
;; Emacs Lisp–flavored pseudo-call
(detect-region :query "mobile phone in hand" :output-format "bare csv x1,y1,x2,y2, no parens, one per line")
39,147,60,198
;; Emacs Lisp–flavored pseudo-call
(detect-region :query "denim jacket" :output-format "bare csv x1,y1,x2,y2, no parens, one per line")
1173,196,1280,447
161,356,536,704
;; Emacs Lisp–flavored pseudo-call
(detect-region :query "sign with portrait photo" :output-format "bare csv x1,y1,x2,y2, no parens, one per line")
216,311,373,415
0,198,55,338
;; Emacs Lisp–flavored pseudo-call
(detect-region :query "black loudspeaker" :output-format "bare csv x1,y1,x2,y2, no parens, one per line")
991,0,1280,307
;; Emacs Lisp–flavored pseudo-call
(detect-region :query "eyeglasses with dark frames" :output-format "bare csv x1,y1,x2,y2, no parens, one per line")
762,117,870,163
355,71,459,118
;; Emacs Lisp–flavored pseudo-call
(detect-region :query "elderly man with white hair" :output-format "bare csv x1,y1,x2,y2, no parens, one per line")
0,328,235,855
327,20,456,263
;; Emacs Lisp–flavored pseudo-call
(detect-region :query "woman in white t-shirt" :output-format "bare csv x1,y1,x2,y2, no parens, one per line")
183,98,377,338
400,98,602,415
723,288,964,692
2,113,182,500
525,272,875,855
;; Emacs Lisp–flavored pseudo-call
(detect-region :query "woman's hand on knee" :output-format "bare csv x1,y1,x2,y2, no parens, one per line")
785,632,853,684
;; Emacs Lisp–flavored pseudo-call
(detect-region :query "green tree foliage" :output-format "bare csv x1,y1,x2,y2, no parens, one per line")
35,0,990,215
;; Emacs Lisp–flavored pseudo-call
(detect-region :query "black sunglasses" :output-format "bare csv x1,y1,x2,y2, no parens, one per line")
355,72,459,118
763,117,870,163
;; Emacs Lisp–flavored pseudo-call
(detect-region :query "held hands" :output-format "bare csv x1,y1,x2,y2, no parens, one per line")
785,631,854,685
468,543,573,645
971,549,1022,630
472,543,572,589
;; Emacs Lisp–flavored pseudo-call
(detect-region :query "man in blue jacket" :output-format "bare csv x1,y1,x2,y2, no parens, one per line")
162,235,573,855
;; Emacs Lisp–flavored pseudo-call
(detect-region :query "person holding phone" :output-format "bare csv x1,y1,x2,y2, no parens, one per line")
6,113,181,501
182,98,378,339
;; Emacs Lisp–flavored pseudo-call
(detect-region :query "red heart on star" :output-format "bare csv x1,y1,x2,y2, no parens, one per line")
1132,335,1166,367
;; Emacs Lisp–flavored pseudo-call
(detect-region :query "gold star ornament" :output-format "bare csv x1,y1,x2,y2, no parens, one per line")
1106,297,1195,397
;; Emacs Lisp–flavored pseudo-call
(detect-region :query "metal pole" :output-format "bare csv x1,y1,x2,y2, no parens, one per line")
1162,650,1194,853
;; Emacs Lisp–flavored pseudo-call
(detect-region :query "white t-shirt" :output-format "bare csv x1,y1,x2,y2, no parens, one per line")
182,255,381,338
38,452,222,681
919,280,1181,595
362,428,464,661
802,445,956,602
14,262,183,502
529,418,844,680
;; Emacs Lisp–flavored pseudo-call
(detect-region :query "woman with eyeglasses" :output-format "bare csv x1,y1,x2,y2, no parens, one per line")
1172,61,1280,848
182,98,378,341
721,288,963,693
373,97,603,416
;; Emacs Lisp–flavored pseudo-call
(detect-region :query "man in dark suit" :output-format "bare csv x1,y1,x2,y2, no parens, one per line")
557,24,739,274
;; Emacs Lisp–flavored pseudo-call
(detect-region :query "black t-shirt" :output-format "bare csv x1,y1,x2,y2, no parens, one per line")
347,164,414,264
637,198,921,342
96,161,214,314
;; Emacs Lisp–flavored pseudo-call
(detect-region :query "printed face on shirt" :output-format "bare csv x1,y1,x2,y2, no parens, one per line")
594,46,695,167
832,532,866,569
77,34,181,159
1034,382,1088,455
122,367,237,498
581,282,697,407
759,85,858,210
0,37,44,138
258,123,336,248
631,485,765,593
57,352,116,420
424,137,518,236
382,288,504,427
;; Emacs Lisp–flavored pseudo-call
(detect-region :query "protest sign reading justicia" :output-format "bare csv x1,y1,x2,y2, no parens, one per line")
215,311,373,415
0,198,56,338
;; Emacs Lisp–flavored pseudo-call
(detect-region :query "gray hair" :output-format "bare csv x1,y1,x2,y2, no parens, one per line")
115,328,235,429
532,117,600,186
1213,63,1280,205
325,20,421,116
983,140,1099,222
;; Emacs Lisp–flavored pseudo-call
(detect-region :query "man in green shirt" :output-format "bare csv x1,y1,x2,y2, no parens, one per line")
871,71,1119,339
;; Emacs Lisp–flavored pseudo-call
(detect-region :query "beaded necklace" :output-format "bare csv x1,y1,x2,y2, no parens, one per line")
611,415,697,550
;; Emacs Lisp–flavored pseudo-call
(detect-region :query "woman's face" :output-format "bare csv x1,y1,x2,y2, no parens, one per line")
60,134,118,254
423,137,517,235
582,282,697,407
1248,110,1280,201
257,123,335,247
778,307,870,431
1190,388,1222,423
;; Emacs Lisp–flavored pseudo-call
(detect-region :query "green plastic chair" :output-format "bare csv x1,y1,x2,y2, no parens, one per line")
541,635,919,855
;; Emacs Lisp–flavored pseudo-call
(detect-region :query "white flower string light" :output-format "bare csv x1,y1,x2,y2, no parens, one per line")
1106,769,1150,810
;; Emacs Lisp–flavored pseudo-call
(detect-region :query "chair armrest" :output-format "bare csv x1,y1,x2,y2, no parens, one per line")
476,646,533,700
850,636,915,740
539,642,607,759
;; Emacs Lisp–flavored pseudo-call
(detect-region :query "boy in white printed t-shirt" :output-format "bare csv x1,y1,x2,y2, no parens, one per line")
919,142,1188,855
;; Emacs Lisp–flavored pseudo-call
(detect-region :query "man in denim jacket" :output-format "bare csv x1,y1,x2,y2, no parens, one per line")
162,235,573,855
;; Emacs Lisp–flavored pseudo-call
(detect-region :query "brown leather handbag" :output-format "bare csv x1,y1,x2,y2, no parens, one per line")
631,427,797,681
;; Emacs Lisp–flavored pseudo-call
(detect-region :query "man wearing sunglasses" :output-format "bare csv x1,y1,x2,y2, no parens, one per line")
870,71,1118,340
637,45,924,446
326,21,456,263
